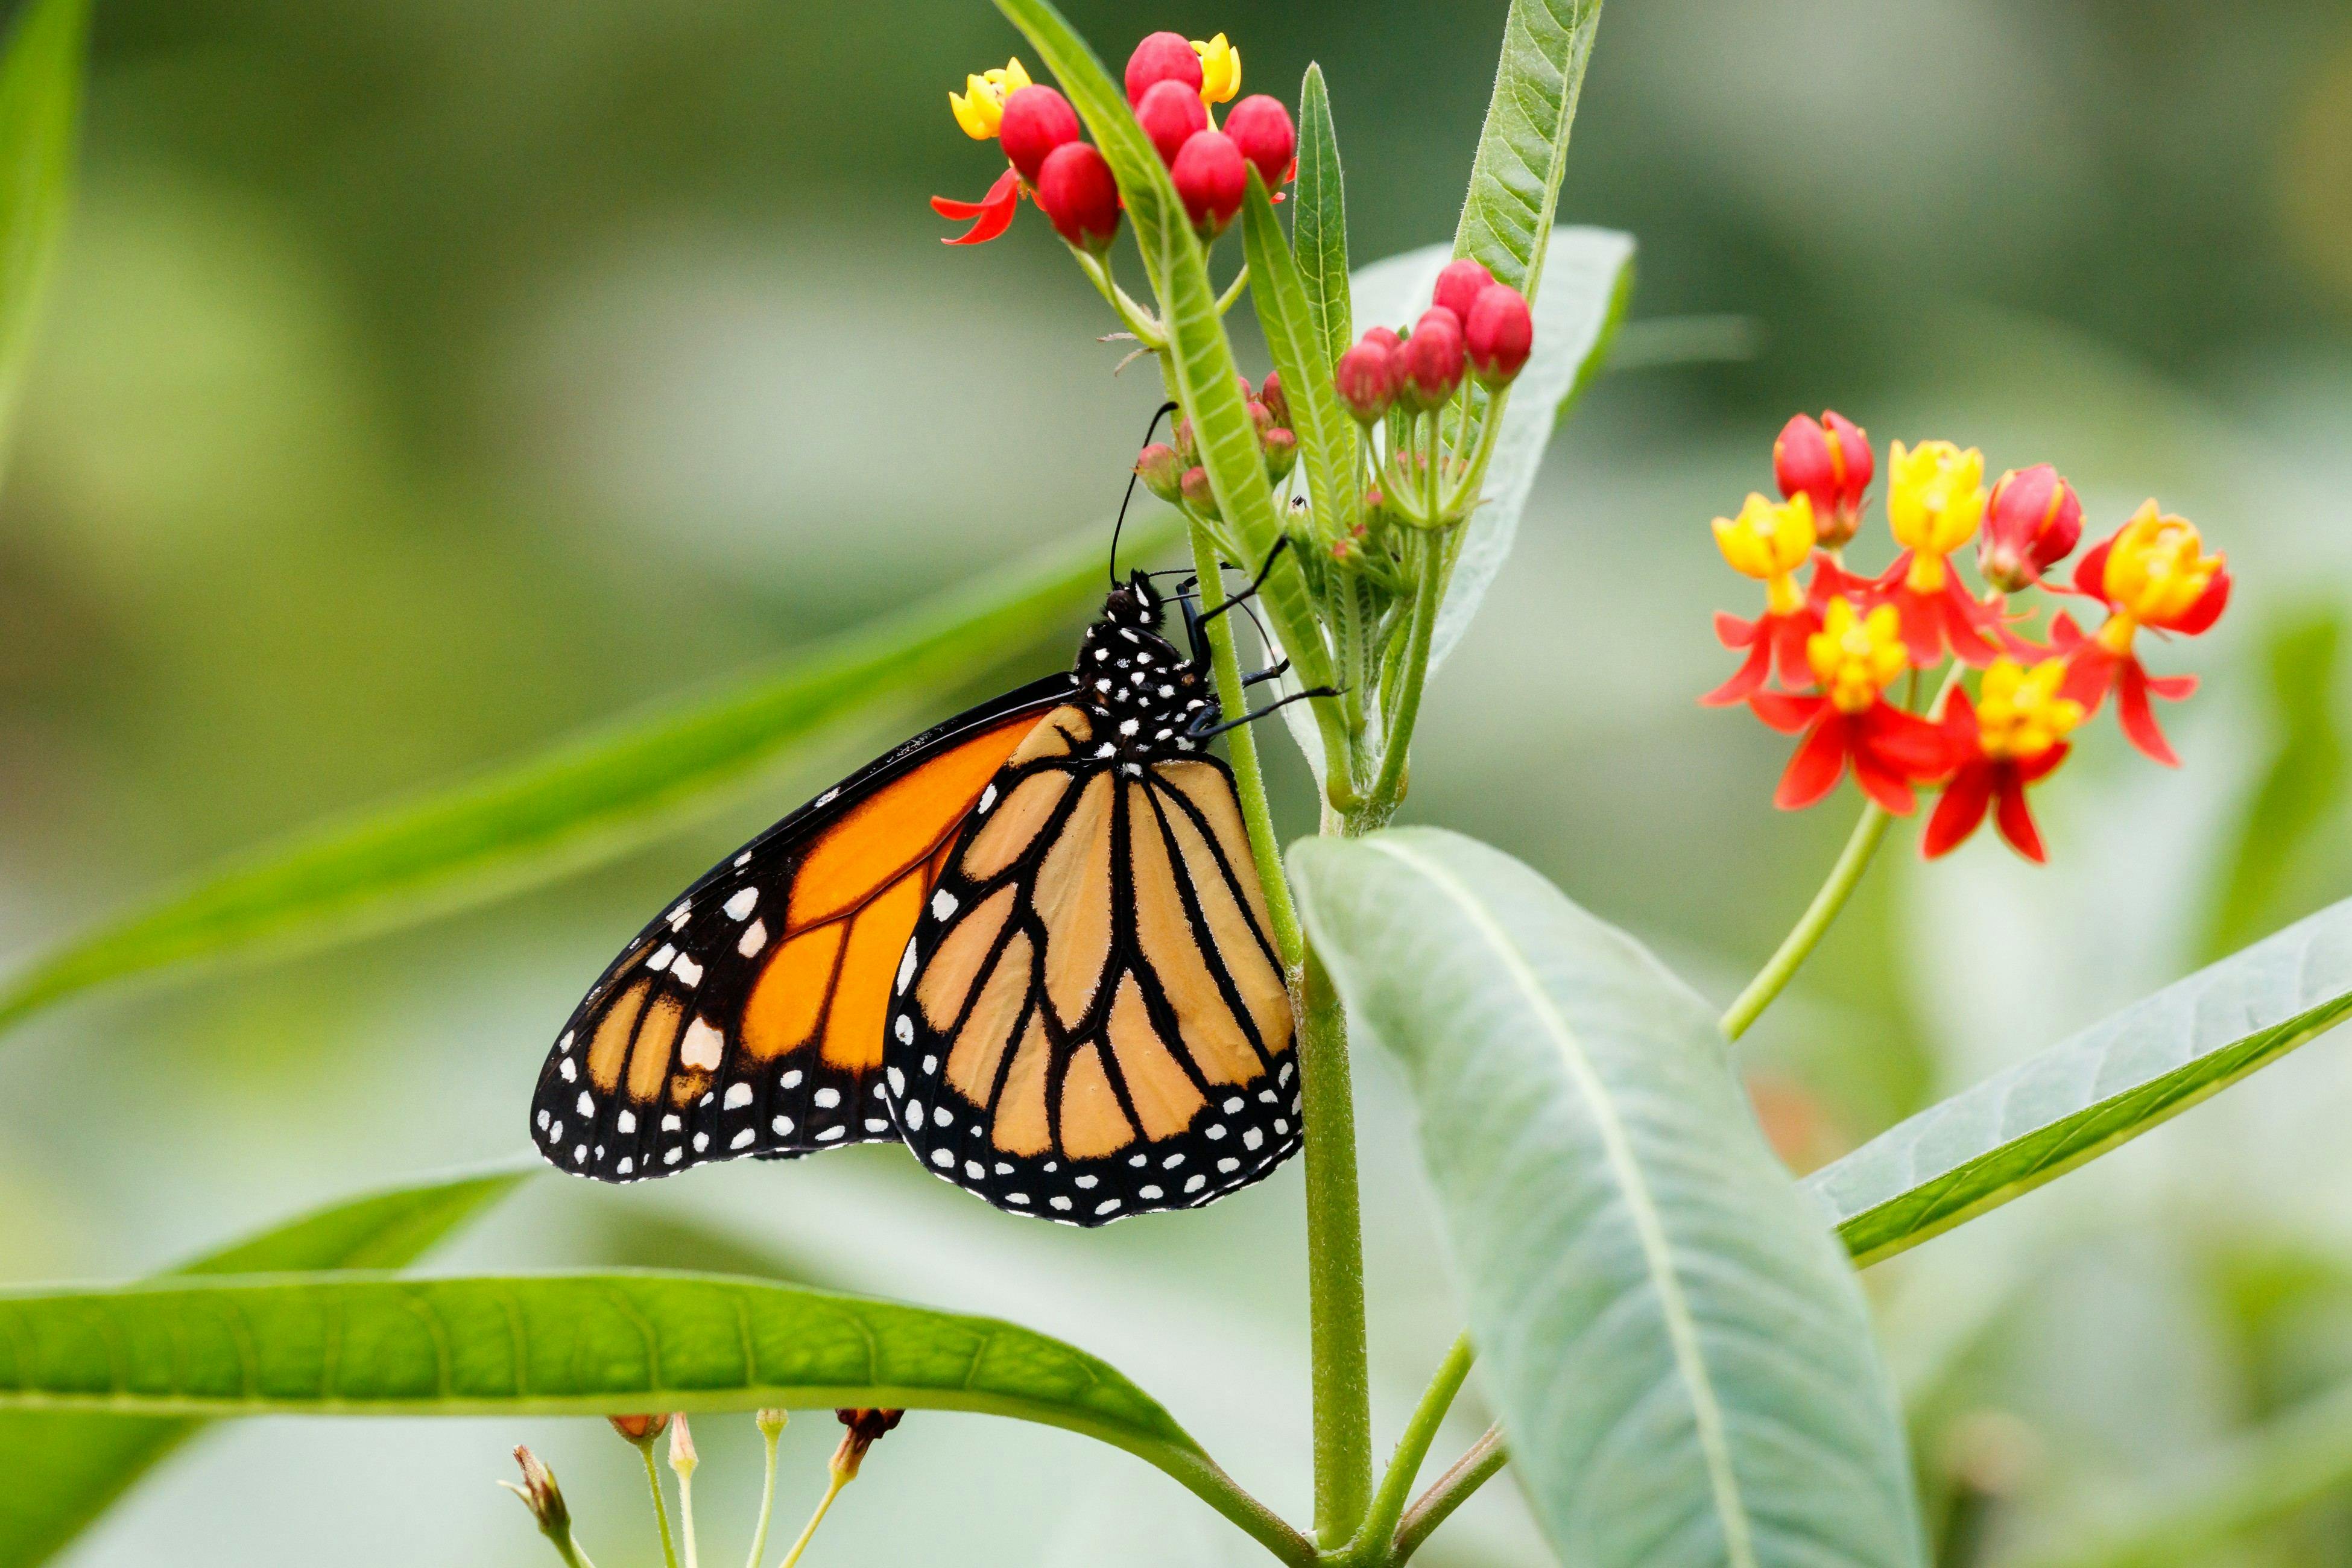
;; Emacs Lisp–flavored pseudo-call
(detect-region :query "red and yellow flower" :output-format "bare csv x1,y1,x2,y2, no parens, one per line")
1194,33,1242,105
933,57,1040,245
2054,501,2229,765
1704,493,1827,704
1924,658,2084,862
1876,440,2004,667
1750,597,1955,813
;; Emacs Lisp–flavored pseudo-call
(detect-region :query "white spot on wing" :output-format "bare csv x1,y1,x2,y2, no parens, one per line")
671,954,705,987
931,889,958,920
723,1082,753,1110
896,941,917,994
773,1115,794,1136
616,1110,636,1134
647,945,676,972
724,887,759,920
680,1019,724,1072
730,1127,756,1149
559,1057,577,1083
737,920,767,958
575,1091,595,1116
813,1087,841,1109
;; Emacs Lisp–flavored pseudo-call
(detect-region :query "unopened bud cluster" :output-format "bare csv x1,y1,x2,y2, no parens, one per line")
1137,371,1298,520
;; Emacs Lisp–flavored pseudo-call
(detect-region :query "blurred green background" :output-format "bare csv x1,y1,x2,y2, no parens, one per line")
4,0,2352,1563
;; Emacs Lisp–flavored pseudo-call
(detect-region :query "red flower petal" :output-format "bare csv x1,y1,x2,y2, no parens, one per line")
2145,671,2198,701
2059,632,2120,712
935,169,1022,245
1993,771,2047,862
2166,567,2231,636
2015,739,2070,785
1769,612,1819,688
1851,747,1918,815
1775,716,1851,809
1750,690,1827,734
1715,610,1764,649
1865,702,1959,778
1701,638,1772,707
2071,537,2114,602
1936,577,1999,667
1923,760,1993,858
2114,657,2181,766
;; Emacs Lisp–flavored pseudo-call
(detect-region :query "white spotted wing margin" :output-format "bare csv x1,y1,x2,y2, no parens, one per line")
887,704,1302,1226
530,673,1075,1184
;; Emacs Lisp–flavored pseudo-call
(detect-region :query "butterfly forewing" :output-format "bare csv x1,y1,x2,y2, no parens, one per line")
888,704,1302,1225
531,677,1073,1181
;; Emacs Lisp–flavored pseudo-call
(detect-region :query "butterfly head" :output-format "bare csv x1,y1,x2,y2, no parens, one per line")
1101,570,1167,633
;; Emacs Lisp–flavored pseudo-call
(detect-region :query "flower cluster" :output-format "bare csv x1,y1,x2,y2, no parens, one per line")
1707,413,2230,861
1134,370,1299,516
933,32,1295,250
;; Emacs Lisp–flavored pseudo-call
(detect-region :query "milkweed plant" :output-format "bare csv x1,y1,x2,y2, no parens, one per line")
2,4,2347,1568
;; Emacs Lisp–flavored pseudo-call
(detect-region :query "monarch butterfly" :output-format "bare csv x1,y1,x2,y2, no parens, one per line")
530,539,1317,1225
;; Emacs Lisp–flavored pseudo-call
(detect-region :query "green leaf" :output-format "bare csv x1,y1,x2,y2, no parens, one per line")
1350,227,1633,671
1239,172,1358,543
1292,64,1352,380
1289,828,1924,1568
0,519,1174,1038
0,1270,1176,1433
2201,608,2348,961
0,0,86,473
1809,897,2352,1269
1452,0,1604,300
0,1165,528,1568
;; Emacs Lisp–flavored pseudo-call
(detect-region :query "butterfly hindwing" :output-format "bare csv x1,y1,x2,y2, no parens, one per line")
531,676,1073,1181
887,704,1302,1225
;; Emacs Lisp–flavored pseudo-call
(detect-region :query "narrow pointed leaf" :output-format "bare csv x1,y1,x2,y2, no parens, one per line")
1811,897,2352,1269
1452,0,1604,300
1292,64,1352,379
0,1270,1193,1454
1290,828,1923,1568
1239,173,1357,542
0,1165,529,1567
0,0,87,471
0,519,1174,1038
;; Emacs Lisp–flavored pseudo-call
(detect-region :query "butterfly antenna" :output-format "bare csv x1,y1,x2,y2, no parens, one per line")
1110,400,1182,586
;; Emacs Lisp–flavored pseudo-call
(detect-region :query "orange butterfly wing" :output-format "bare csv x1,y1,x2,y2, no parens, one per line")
886,705,1300,1224
531,677,1070,1181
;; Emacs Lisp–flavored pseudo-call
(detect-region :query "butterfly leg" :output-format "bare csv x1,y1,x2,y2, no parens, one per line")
1187,681,1340,741
1195,534,1293,629
1241,657,1292,688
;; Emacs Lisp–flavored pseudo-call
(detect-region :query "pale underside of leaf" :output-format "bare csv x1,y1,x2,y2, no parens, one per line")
1289,828,1923,1568
1811,896,2352,1268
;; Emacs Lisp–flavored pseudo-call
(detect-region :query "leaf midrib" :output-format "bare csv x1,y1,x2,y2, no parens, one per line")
1362,836,1758,1568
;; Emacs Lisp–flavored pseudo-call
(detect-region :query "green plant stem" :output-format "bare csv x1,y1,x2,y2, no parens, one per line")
1298,946,1374,1549
1189,523,1303,973
1186,519,1370,1555
1347,1334,1478,1564
774,1472,847,1568
1393,1425,1506,1565
639,1442,681,1568
1362,530,1445,826
1074,249,1165,347
1435,388,1512,516
1719,803,1892,1042
1216,262,1251,315
1147,1444,1319,1566
745,1420,783,1568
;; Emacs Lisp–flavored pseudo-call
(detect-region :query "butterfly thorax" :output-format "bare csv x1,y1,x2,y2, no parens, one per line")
1072,575,1217,771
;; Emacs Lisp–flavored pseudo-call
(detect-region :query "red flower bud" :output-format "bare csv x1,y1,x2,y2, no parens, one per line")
1246,398,1273,438
1402,306,1466,409
1334,335,1399,423
1432,259,1496,324
1223,95,1295,189
1034,142,1121,251
1773,410,1873,548
1979,463,2082,592
998,86,1081,183
1134,78,1207,166
609,1414,671,1446
1259,370,1288,427
1263,426,1298,481
1363,325,1401,353
1125,31,1203,105
1171,416,1197,464
1171,130,1247,235
1464,283,1532,386
1135,441,1184,504
1178,464,1220,518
